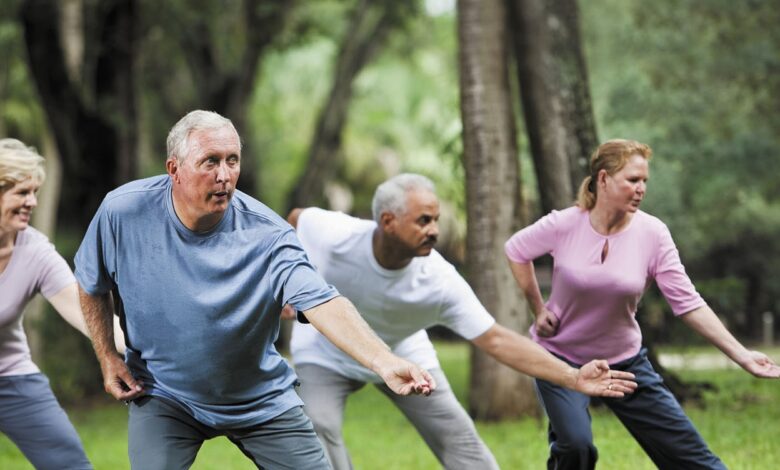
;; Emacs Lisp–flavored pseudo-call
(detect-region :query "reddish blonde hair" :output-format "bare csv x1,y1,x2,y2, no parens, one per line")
576,139,652,210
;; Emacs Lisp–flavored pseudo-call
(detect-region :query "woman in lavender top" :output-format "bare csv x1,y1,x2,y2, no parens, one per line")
505,139,779,469
0,139,120,469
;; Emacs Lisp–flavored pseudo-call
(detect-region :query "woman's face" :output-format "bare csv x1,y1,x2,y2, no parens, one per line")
600,154,648,213
0,178,40,234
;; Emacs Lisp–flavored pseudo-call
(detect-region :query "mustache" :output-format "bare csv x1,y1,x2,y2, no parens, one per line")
423,235,438,246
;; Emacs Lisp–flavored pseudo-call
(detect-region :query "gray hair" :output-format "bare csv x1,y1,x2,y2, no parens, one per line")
166,110,240,162
371,173,435,222
0,138,45,191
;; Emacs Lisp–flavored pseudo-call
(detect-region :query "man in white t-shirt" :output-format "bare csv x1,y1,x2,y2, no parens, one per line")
287,173,637,470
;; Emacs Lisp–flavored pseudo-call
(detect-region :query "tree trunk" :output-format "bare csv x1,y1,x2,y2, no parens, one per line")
458,0,538,420
509,0,597,212
21,0,138,233
287,0,414,212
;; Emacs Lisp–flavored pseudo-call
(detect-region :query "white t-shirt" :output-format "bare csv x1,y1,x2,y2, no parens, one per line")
291,208,495,382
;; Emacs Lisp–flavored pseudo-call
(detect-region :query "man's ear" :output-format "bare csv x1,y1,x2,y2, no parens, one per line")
166,158,178,182
379,211,396,231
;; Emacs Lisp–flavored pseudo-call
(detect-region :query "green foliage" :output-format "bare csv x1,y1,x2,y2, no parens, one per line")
250,3,466,218
582,0,780,336
250,39,337,212
36,306,103,401
0,1,47,147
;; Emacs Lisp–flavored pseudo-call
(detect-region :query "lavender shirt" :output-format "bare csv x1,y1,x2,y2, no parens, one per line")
0,227,75,376
505,207,705,365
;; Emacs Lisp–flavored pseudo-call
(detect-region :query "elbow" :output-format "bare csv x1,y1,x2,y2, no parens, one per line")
474,325,506,357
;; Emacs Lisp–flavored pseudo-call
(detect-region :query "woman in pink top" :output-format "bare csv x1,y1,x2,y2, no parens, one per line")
505,139,779,469
0,139,122,469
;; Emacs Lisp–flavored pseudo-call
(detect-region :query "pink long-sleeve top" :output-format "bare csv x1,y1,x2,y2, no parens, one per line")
505,206,705,365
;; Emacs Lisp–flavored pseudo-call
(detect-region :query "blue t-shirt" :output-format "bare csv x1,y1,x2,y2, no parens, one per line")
74,175,338,429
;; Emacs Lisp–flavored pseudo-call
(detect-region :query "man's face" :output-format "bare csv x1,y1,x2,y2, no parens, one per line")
167,126,241,228
386,189,440,257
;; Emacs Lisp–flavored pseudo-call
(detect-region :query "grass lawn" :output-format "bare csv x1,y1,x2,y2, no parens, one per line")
1,343,778,469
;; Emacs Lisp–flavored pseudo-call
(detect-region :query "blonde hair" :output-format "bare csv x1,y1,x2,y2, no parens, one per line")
576,139,652,210
0,138,45,192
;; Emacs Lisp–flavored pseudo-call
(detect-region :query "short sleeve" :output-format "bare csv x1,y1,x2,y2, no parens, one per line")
297,208,359,258
36,244,76,299
437,267,495,340
652,223,706,316
267,229,339,312
74,200,118,296
505,210,561,263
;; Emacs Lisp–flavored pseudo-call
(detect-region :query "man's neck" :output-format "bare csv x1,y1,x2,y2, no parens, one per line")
171,191,223,233
372,228,413,270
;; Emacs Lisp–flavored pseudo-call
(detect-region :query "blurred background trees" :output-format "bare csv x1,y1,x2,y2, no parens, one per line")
1,0,778,417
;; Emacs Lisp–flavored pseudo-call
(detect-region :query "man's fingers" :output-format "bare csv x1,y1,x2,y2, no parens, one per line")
421,369,437,391
408,366,435,395
116,367,143,392
398,365,436,396
104,363,144,401
106,379,143,401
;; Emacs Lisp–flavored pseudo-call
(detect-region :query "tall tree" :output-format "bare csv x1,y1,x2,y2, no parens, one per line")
20,0,138,232
508,0,597,212
458,0,538,419
287,0,417,211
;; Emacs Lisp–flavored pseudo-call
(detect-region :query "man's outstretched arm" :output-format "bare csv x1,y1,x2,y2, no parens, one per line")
472,324,637,397
303,296,436,396
79,286,144,401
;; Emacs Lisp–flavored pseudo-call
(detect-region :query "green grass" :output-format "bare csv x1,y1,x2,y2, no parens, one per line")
2,343,779,469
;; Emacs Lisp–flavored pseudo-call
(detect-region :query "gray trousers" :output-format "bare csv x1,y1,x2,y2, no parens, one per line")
295,364,499,470
128,396,330,470
0,373,92,470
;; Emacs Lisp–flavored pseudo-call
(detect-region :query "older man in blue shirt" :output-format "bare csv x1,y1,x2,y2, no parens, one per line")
75,110,434,470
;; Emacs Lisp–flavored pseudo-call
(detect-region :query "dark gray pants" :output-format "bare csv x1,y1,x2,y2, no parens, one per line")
0,373,92,470
128,396,330,470
535,348,727,470
295,364,498,470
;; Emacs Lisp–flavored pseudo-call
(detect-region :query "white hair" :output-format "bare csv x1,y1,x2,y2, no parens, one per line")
0,138,45,191
371,173,435,222
166,110,240,162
